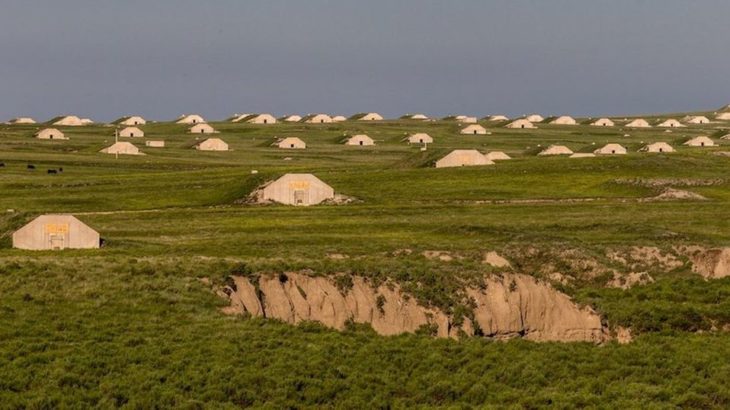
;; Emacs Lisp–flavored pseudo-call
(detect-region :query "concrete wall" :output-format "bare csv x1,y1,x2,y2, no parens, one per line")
13,215,100,250
278,138,306,149
100,142,141,155
120,116,146,125
435,150,492,168
506,120,535,129
408,133,433,143
459,116,478,123
626,119,650,128
190,123,216,134
591,118,614,126
486,151,511,161
119,127,144,137
262,174,335,206
10,117,36,124
657,119,684,127
304,114,332,123
196,138,228,151
357,113,383,121
230,113,252,122
642,142,674,153
550,116,577,125
460,125,487,135
177,114,205,124
36,128,66,140
539,145,573,156
248,114,277,124
686,116,709,124
345,135,374,146
594,144,627,155
53,115,85,126
684,137,714,147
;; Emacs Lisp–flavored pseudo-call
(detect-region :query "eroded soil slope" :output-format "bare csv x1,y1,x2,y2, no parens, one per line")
220,273,606,343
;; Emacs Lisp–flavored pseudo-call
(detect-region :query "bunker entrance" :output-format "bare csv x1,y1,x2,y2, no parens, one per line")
49,234,65,250
294,190,308,205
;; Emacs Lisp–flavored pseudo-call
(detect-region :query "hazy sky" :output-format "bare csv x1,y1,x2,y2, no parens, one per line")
1,0,729,121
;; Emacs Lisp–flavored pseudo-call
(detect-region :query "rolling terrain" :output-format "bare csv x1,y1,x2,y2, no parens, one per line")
1,112,729,407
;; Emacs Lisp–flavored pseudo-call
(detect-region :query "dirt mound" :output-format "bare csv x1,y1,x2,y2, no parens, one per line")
483,251,512,269
642,188,707,202
498,246,614,285
422,250,457,261
326,253,349,260
238,183,269,204
515,245,726,283
615,327,633,344
505,245,689,287
321,194,359,205
220,273,607,343
607,271,654,289
608,246,684,272
542,248,610,279
681,247,730,279
613,178,724,188
391,248,413,256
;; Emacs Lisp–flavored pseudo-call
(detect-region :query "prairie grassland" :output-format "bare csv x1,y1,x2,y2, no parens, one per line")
0,116,729,407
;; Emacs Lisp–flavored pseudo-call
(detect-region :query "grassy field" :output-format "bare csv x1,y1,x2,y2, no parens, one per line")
1,114,729,407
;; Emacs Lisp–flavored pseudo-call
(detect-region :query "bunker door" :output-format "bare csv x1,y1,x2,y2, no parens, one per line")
49,234,65,250
293,189,308,206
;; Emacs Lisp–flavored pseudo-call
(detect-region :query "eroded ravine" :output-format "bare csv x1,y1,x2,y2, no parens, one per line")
220,273,607,343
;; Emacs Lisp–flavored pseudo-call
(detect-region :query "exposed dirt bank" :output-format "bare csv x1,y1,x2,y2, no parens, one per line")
682,246,730,279
499,246,730,287
220,272,607,343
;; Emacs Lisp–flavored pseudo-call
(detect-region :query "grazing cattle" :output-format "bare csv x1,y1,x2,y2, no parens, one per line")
47,169,57,174
27,164,36,170
0,162,5,167
59,167,64,172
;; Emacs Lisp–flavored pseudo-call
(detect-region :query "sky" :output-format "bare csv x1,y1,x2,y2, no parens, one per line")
1,0,729,122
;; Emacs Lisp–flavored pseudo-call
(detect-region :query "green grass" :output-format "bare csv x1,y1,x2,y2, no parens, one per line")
1,116,730,406
0,258,729,408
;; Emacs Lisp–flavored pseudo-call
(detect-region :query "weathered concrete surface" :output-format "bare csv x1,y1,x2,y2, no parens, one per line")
259,174,334,206
13,214,100,250
435,150,493,168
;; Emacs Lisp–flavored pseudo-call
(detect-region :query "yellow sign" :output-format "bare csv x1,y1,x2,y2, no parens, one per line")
288,181,310,190
44,224,69,234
